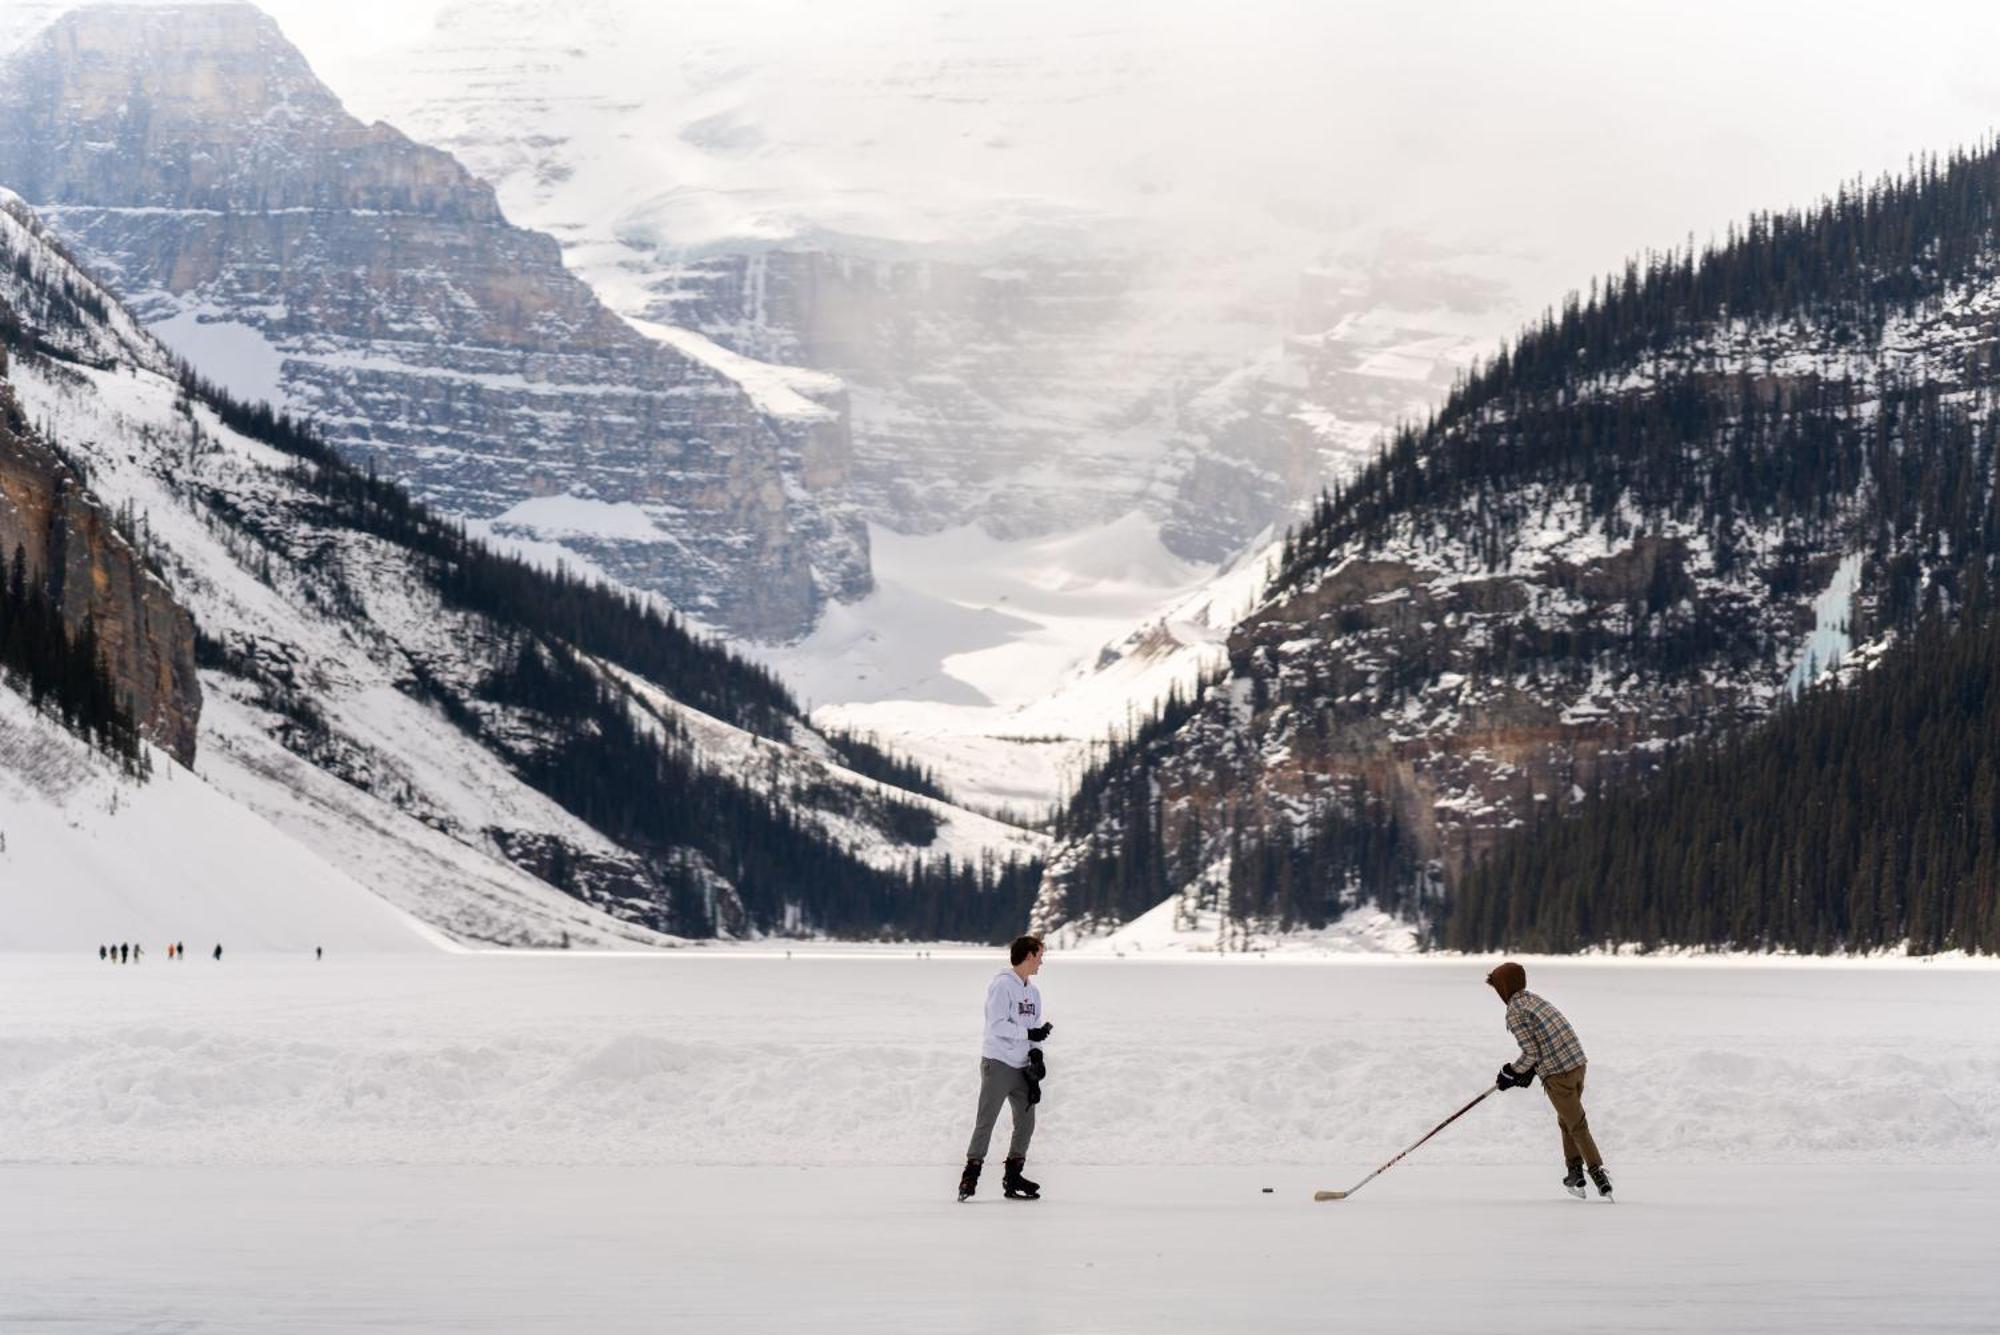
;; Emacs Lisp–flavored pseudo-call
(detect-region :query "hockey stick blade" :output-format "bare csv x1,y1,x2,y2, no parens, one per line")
1313,1190,1348,1201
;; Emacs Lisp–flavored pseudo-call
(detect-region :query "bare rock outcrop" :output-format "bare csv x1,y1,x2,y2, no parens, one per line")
0,372,199,763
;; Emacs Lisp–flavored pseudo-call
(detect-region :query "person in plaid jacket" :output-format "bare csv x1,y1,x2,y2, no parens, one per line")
1487,961,1613,1200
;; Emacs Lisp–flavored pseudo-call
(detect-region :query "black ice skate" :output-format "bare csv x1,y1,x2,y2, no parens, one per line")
1002,1157,1040,1200
957,1158,982,1202
1562,1160,1588,1200
1588,1165,1615,1201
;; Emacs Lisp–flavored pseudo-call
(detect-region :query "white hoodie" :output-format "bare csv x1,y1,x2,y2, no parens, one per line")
980,967,1045,1068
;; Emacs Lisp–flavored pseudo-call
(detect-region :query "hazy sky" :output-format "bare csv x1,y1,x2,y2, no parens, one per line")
266,1,2000,298
7,0,2000,321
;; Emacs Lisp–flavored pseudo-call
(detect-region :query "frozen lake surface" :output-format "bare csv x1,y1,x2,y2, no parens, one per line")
7,1163,1995,1334
3,953,1996,1331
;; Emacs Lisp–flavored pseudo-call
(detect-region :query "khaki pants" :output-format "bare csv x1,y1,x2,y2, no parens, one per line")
1540,1063,1603,1168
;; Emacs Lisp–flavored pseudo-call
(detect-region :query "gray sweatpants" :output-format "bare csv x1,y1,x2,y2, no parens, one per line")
965,1057,1036,1161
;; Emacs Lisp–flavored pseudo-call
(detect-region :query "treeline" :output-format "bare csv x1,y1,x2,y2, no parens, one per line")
824,727,952,803
0,542,146,771
187,367,949,790
180,370,1036,940
1283,375,2000,644
480,641,1038,940
1227,798,1426,929
182,365,800,738
1447,604,2000,955
1472,144,2000,400
1280,140,2000,597
1050,675,1214,926
1054,756,1426,933
0,230,113,362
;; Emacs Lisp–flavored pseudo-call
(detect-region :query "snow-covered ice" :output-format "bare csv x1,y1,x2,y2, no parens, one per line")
3,952,1995,1331
1788,550,1864,693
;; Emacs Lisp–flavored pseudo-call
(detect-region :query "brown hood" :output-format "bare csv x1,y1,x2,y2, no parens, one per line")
1486,961,1527,1002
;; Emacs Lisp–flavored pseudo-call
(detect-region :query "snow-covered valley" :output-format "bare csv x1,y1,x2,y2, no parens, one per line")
758,517,1275,812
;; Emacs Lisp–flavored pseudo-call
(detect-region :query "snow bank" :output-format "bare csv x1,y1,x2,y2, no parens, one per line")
623,316,841,424
148,306,289,407
4,955,1992,1169
1056,901,1423,956
489,494,671,543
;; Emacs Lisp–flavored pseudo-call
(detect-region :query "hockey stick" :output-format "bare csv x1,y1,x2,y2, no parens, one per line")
1314,1085,1496,1201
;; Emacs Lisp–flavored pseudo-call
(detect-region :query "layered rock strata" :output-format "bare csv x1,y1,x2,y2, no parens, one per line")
0,4,869,640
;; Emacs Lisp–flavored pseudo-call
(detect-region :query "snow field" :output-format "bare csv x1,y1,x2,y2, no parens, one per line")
0,694,437,953
3,955,1995,1169
764,518,1274,811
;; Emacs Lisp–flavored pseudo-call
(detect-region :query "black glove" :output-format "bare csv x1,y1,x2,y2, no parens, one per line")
1496,1062,1534,1091
1024,1049,1046,1105
1028,1048,1047,1080
1026,1022,1053,1042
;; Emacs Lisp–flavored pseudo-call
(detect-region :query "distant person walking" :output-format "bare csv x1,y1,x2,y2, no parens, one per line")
1487,961,1613,1200
212,943,223,962
98,945,107,962
957,934,1052,1202
118,943,128,964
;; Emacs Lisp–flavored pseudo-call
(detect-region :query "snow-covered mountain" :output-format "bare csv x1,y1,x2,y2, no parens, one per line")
0,2,871,642
10,0,1999,822
282,0,1503,807
1039,145,2000,944
0,189,1042,949
358,0,1502,554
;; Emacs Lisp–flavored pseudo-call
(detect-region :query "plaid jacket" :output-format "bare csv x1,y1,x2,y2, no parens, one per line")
1505,990,1586,1077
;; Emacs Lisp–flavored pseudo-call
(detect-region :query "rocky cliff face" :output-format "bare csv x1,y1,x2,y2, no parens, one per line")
0,371,199,765
646,247,1326,562
0,3,870,641
350,2,1493,574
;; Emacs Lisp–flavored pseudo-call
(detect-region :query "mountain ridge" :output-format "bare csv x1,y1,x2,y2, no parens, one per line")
1037,142,2000,954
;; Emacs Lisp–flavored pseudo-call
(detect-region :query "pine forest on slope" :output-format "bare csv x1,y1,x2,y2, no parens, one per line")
1042,144,2000,954
1449,602,2000,956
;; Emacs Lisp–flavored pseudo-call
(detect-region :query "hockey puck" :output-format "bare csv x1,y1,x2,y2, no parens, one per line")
1260,1187,1273,1193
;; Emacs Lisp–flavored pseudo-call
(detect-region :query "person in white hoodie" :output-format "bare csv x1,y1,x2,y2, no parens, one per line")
957,934,1052,1201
